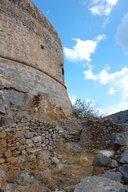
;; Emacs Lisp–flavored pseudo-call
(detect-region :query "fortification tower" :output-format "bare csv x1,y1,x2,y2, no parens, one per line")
0,0,72,119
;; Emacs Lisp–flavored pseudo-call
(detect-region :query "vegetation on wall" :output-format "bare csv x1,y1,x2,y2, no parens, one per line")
41,44,44,49
72,99,104,120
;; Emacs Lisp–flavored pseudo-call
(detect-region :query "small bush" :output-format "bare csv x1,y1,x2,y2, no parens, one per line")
72,99,103,120
41,44,44,49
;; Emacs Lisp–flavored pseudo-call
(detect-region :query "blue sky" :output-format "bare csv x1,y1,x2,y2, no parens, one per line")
32,0,128,115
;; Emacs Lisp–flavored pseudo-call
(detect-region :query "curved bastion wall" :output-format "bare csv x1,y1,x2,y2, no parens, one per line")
0,0,72,115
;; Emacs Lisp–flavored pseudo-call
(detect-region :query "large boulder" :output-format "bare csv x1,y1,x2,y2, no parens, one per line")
99,150,115,158
74,176,127,192
100,171,122,182
119,164,128,183
118,149,128,164
114,132,128,148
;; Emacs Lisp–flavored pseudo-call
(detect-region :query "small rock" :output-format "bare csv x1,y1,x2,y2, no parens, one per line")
13,150,20,157
52,157,60,165
28,154,36,162
32,136,42,143
52,134,57,139
0,169,7,189
16,172,34,185
41,169,51,184
111,159,118,168
58,163,64,170
19,155,26,163
65,142,82,153
93,153,111,167
0,131,6,139
92,167,104,176
99,150,115,158
0,139,7,148
30,182,45,192
0,158,5,164
4,150,12,158
0,105,6,114
6,183,17,192
25,132,34,139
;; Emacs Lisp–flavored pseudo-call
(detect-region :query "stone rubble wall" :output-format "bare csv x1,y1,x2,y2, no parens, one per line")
92,132,128,185
0,109,63,179
0,89,81,180
80,119,128,151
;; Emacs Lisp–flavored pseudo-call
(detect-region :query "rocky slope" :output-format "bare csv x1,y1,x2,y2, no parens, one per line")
106,110,128,124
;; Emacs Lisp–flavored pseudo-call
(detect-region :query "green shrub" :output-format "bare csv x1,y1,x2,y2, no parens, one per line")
72,99,103,120
41,44,44,49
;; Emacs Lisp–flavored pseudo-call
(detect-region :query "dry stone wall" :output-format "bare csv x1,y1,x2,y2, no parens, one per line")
0,114,61,160
0,90,80,180
80,119,128,151
0,103,64,179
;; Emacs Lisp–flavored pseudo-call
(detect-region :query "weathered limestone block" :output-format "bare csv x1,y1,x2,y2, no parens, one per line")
0,158,5,164
74,176,125,192
0,131,6,139
4,150,12,158
0,140,7,148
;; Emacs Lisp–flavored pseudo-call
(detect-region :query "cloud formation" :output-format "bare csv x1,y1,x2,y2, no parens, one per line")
70,95,77,105
99,101,128,115
107,87,115,95
84,66,128,100
64,34,106,63
116,12,128,55
84,65,128,115
89,0,118,16
102,18,110,28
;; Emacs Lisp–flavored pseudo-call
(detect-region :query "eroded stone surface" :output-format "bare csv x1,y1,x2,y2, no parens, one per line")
114,132,128,148
93,153,111,167
74,176,125,192
0,0,72,116
100,171,122,182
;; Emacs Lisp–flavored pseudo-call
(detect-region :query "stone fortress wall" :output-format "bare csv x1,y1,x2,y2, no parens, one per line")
0,0,74,179
0,0,72,116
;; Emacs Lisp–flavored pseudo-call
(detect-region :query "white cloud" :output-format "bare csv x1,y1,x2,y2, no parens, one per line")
107,87,115,95
99,101,128,115
64,34,106,63
84,65,128,103
70,95,77,105
116,12,128,55
89,0,118,16
102,18,110,28
83,66,97,80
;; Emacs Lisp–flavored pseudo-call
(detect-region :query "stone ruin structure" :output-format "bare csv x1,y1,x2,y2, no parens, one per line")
0,0,73,180
0,0,72,118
